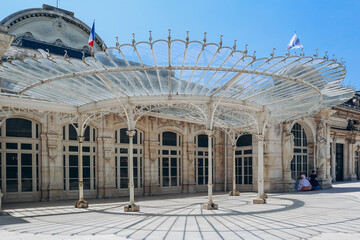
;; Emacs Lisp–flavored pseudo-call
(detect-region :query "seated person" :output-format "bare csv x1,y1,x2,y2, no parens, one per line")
297,172,312,191
308,170,321,189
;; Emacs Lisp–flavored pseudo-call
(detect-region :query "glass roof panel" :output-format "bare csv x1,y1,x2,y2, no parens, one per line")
184,42,202,66
221,51,244,69
210,47,233,68
170,40,186,66
197,44,218,67
106,48,128,68
135,43,155,66
153,40,169,66
120,45,141,67
95,52,117,68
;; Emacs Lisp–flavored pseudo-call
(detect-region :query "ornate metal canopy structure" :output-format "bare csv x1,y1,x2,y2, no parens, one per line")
0,32,355,210
0,33,354,133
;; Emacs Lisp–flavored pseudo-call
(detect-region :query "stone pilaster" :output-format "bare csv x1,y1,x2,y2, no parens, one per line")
47,134,63,200
214,130,224,191
97,137,116,198
144,117,160,195
40,134,50,201
282,122,295,192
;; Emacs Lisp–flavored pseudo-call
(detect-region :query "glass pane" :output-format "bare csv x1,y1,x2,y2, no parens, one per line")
69,179,78,190
197,134,208,147
21,166,32,178
84,126,90,141
6,143,17,149
162,132,177,146
6,118,32,138
171,158,177,167
21,154,32,165
163,158,169,167
69,168,78,178
69,146,78,152
120,128,129,143
171,177,177,186
68,124,78,140
21,179,32,192
6,180,18,192
69,155,78,166
83,167,90,178
21,143,32,150
83,179,90,190
83,156,90,166
237,134,252,147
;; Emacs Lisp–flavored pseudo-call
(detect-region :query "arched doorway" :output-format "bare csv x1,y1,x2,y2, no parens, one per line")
158,131,182,190
0,118,41,202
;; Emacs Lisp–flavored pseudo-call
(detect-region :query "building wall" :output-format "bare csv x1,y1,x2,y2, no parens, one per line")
1,106,359,203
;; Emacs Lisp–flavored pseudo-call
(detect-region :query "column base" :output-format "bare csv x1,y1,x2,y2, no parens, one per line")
124,204,140,212
229,190,240,196
202,203,218,210
253,198,266,204
261,193,268,199
75,200,89,208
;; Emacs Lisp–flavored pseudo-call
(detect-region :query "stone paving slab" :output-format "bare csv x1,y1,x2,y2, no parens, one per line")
1,181,360,239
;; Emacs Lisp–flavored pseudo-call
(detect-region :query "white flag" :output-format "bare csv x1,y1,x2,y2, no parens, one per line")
287,33,303,50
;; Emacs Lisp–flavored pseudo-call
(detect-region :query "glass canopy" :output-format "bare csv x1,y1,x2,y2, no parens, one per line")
0,38,354,129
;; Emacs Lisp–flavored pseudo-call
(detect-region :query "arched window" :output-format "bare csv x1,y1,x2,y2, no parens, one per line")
0,118,40,201
158,131,181,187
235,134,253,185
194,134,213,185
291,123,308,180
62,124,97,195
114,128,143,189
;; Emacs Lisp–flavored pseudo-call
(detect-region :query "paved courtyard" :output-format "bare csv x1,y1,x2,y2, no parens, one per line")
1,181,360,240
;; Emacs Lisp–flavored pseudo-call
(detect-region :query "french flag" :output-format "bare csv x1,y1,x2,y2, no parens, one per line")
88,21,95,50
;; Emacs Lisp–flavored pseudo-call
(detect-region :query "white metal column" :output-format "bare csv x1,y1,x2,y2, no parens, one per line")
253,134,266,204
124,130,140,212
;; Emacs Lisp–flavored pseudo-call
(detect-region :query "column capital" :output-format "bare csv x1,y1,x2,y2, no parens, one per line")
78,136,85,143
255,134,264,141
232,145,237,150
126,130,136,138
205,129,215,138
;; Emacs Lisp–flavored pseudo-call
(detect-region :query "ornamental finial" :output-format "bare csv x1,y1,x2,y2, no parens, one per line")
324,51,328,60
340,58,345,66
102,40,106,51
116,36,119,48
300,48,305,57
332,54,337,62
313,48,318,58
253,50,256,60
149,30,152,43
64,50,69,59
168,29,171,41
270,48,275,58
203,32,207,44
186,31,189,43
132,33,136,46
244,44,248,55
233,40,237,51
219,35,223,48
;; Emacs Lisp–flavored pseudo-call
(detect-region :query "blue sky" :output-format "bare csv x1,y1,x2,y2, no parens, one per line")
1,0,359,90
